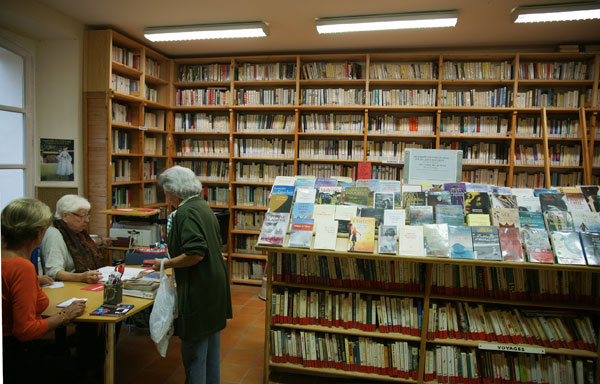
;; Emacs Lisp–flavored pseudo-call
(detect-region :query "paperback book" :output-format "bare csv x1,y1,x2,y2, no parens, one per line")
538,193,568,212
491,193,519,209
533,188,558,196
464,192,491,215
373,192,395,209
356,178,381,192
448,226,474,259
516,195,542,212
398,226,425,256
378,225,398,254
90,304,134,317
436,205,464,226
466,213,491,226
409,206,433,225
490,207,520,228
580,186,599,211
334,205,357,234
348,217,376,253
313,220,338,251
268,185,295,213
565,193,591,213
294,176,316,188
383,209,406,229
402,191,427,209
314,177,337,190
521,228,554,263
571,211,600,233
426,190,452,211
341,185,370,208
443,182,467,206
518,211,546,230
379,180,401,193
550,231,587,265
580,232,600,265
423,224,450,258
273,176,296,186
588,195,600,212
471,226,502,261
291,202,314,220
359,208,384,235
313,204,336,225
287,218,314,248
316,186,342,205
498,227,524,262
543,211,574,232
257,212,290,246
466,184,490,193
294,187,317,203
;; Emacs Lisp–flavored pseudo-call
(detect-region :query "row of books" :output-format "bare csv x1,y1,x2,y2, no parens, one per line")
174,160,229,181
177,63,231,82
440,142,510,165
271,288,421,336
512,172,544,189
236,62,296,81
235,186,269,207
111,186,131,208
372,165,404,181
112,159,131,182
367,141,431,163
236,88,296,106
112,130,130,154
175,88,230,106
296,163,357,179
515,116,580,138
111,73,139,95
428,302,597,351
442,61,513,81
174,112,229,132
176,139,229,157
518,61,591,81
111,103,132,125
369,62,437,80
233,210,265,231
202,186,228,205
550,171,583,188
301,88,365,106
465,169,508,188
231,260,264,281
515,89,587,108
112,45,139,70
301,61,362,80
367,115,435,135
548,144,581,166
144,111,165,130
238,114,295,132
297,139,364,161
301,113,364,133
514,144,544,165
368,88,437,107
234,138,294,159
269,328,419,379
440,88,510,108
234,234,263,255
145,86,157,103
143,136,164,155
143,185,158,205
143,159,160,180
423,346,594,384
145,57,161,78
234,162,293,183
439,115,510,137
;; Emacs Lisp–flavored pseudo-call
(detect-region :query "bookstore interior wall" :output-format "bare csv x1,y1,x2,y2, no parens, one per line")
84,29,600,286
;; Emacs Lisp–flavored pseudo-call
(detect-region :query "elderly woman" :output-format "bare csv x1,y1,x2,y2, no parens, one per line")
152,165,232,384
2,198,86,383
41,194,103,283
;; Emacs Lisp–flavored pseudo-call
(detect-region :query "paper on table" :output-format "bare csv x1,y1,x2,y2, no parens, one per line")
97,266,146,282
46,282,65,289
56,297,88,307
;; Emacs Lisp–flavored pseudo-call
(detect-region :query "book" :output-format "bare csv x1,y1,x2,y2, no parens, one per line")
436,205,464,226
516,195,542,212
443,182,467,206
543,211,574,232
521,228,554,263
588,195,600,212
409,206,433,225
491,194,519,209
359,208,384,235
383,209,406,230
448,226,474,259
257,212,290,246
373,192,395,209
379,180,401,193
90,303,134,317
579,232,600,265
314,177,337,190
268,185,295,213
357,161,372,179
423,224,450,258
579,185,599,211
273,176,296,186
403,191,426,209
341,185,370,208
294,187,317,203
122,289,157,299
534,188,557,196
565,193,590,213
518,211,545,230
378,225,398,254
466,213,490,226
398,226,425,256
356,179,381,192
571,211,600,232
498,227,524,262
294,176,316,188
490,207,520,228
288,218,314,248
291,202,314,220
316,186,342,205
313,204,336,227
471,226,502,261
348,217,376,253
464,192,491,215
550,231,587,265
313,220,338,251
427,190,452,211
334,205,357,234
466,184,490,193
538,193,568,212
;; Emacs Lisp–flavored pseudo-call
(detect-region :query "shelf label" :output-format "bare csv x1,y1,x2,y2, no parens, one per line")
382,159,404,165
139,126,148,131
478,343,545,354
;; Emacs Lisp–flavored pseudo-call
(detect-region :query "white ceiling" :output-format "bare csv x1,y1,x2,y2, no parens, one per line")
7,0,600,56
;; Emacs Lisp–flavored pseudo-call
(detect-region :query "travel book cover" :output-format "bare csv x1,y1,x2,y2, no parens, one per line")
403,191,426,209
373,192,395,210
471,226,502,261
257,212,290,247
291,202,314,220
90,304,134,317
356,178,381,192
518,211,545,230
580,232,600,266
316,186,342,205
313,220,338,251
348,217,376,253
383,209,406,229
533,188,558,196
543,211,574,232
423,224,450,258
516,195,542,212
490,207,520,228
491,193,519,209
466,213,491,226
268,185,295,213
359,208,384,235
521,228,554,263
443,182,467,206
571,211,600,233
378,225,398,255
294,177,316,188
436,205,464,226
341,185,370,208
538,193,568,212
549,231,586,265
409,205,433,225
498,227,524,262
464,192,491,215
398,226,425,256
287,218,314,248
448,226,474,259
379,180,401,193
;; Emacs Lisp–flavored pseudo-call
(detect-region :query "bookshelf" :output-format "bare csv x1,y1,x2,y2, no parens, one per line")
257,238,600,383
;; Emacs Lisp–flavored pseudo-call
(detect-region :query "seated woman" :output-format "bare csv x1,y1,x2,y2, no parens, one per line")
2,198,86,383
41,194,103,282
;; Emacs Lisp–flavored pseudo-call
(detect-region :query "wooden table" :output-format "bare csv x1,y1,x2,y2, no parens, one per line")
43,281,154,384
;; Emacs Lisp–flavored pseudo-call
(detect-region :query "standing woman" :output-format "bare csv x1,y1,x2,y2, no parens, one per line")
152,166,232,384
2,198,86,383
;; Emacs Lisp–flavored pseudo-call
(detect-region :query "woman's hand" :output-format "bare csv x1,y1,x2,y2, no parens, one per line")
80,270,102,283
38,275,55,286
64,300,86,320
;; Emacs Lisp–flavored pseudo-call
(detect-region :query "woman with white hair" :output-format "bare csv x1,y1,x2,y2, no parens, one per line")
41,194,103,283
152,165,232,384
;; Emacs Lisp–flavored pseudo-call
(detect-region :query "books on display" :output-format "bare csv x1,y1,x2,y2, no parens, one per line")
464,192,491,215
466,213,491,226
571,211,600,232
543,211,574,232
287,218,314,248
313,220,338,250
521,228,554,263
359,208,384,235
294,187,317,203
516,195,542,212
565,193,591,213
498,227,524,262
398,226,425,256
435,205,464,226
348,217,376,253
443,182,467,206
423,224,450,257
291,202,314,220
334,205,357,234
313,204,336,227
491,193,519,209
448,226,474,259
550,231,587,265
383,209,406,229
378,225,398,254
268,185,295,213
426,190,452,210
316,186,342,205
340,185,370,208
409,206,433,225
471,226,502,261
538,192,568,212
257,212,290,246
373,192,395,209
579,232,600,265
518,211,545,230
490,207,520,228
403,191,426,209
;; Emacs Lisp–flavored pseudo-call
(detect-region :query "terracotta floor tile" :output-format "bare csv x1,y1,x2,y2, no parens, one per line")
237,305,265,317
228,314,260,327
242,366,265,384
233,336,264,351
165,372,186,384
220,347,231,361
221,333,241,349
222,348,262,366
220,362,250,382
245,298,267,308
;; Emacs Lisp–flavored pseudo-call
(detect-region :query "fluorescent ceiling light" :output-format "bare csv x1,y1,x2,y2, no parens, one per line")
144,22,268,41
315,10,458,34
512,1,600,23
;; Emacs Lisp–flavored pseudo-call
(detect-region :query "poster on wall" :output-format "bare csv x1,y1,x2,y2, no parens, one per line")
40,138,75,182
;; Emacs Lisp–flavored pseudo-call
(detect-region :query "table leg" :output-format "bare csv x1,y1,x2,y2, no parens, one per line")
104,323,115,384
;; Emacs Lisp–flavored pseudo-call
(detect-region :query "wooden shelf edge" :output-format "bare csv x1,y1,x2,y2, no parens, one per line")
272,323,421,342
230,253,267,261
271,281,425,299
231,278,262,286
428,293,600,312
269,362,417,383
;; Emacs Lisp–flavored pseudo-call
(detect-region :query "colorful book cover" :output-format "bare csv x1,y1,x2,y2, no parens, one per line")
533,188,558,196
383,209,406,229
518,211,545,230
374,192,395,209
341,185,370,208
427,190,452,212
516,195,542,212
359,208,384,235
393,192,403,209
521,228,554,263
90,303,134,317
543,211,574,232
294,187,317,203
294,177,316,188
291,202,314,220
334,205,357,235
409,205,434,225
466,184,490,193
539,193,568,212
436,205,464,226
398,226,425,256
403,191,427,209
316,186,342,205
565,193,591,213
498,227,524,262
314,177,337,190
443,182,467,206
571,211,600,233
287,218,314,248
448,225,474,259
580,186,599,211
580,232,600,265
588,195,600,212
356,179,381,192
423,224,450,258
348,217,376,253
464,192,491,215
550,231,586,265
379,180,402,193
421,184,445,192
491,194,519,209
313,220,338,251
357,162,372,180
466,213,491,226
471,226,502,261
257,212,290,246
268,185,295,213
490,207,520,228
378,225,398,254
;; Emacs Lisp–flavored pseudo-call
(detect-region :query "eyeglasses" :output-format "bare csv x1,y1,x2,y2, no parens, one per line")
69,212,91,220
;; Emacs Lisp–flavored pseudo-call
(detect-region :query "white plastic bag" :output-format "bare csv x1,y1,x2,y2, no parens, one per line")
149,258,177,357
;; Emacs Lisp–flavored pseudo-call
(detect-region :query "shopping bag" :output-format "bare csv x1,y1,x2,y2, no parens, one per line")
149,258,177,357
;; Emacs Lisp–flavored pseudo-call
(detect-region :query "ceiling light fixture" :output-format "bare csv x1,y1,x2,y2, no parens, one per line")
144,22,269,42
512,1,600,23
315,10,459,34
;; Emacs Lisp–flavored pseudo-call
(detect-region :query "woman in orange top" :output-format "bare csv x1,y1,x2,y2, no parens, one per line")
2,198,86,383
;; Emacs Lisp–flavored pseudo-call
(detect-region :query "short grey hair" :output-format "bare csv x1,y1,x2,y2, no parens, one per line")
55,195,91,219
159,166,202,199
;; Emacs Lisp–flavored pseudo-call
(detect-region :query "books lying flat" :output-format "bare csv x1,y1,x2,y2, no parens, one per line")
378,225,398,255
580,232,600,265
471,226,502,261
423,224,450,258
90,304,134,317
287,218,314,248
521,228,554,263
518,211,545,230
550,231,586,265
348,217,376,253
257,212,290,246
498,227,524,262
398,226,425,257
436,205,464,226
448,226,474,259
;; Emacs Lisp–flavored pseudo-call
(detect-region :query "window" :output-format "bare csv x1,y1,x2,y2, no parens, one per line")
0,39,32,210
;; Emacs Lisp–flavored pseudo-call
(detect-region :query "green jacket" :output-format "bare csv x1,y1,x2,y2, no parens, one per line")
167,196,232,340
